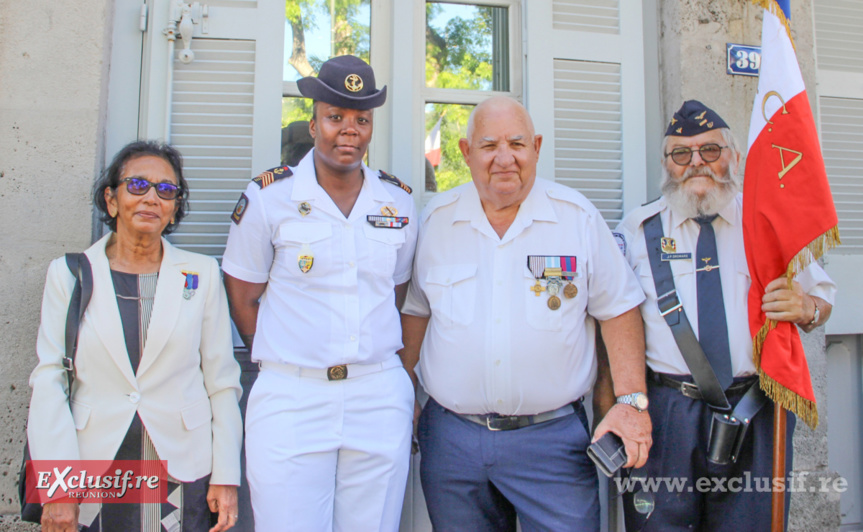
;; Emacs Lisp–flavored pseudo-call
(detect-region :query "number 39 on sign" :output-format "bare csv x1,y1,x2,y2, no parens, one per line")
726,43,761,76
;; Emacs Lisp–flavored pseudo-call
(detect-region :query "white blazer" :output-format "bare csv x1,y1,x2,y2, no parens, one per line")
28,234,243,485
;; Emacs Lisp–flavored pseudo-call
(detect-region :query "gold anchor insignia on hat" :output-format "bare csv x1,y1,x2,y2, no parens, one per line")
345,74,363,92
707,121,713,128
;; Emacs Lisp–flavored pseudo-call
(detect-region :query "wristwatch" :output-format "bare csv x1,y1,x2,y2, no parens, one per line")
808,300,821,326
616,392,649,412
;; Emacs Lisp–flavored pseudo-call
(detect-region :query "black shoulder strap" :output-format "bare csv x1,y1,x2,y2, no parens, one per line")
63,253,93,396
642,213,731,411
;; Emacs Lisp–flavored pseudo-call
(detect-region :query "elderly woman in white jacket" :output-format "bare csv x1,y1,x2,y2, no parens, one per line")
28,141,243,532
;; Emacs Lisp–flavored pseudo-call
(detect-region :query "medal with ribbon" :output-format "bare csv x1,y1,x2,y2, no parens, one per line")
181,271,199,300
526,256,578,310
560,256,578,298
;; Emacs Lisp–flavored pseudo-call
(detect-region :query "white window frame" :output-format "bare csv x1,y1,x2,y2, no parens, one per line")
282,0,393,170
397,0,523,204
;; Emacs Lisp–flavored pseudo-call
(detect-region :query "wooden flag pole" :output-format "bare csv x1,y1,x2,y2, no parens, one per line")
771,404,787,531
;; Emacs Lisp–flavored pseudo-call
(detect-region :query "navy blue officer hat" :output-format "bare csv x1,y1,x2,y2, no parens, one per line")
297,55,387,110
665,100,729,137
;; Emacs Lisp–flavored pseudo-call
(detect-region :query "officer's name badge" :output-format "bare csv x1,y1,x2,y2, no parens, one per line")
181,271,199,300
660,237,691,261
367,215,408,228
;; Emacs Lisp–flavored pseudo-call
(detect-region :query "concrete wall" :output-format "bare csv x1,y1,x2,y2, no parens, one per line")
0,0,111,526
657,1,840,529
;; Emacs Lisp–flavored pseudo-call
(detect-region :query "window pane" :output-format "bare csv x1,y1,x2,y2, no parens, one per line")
425,103,474,192
425,2,509,91
282,97,314,166
284,0,371,82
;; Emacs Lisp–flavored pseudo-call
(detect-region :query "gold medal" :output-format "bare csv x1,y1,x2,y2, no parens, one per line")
299,202,312,217
547,295,561,311
564,282,578,299
530,280,545,297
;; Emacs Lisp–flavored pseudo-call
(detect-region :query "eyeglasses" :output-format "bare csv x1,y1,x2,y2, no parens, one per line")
119,177,182,200
664,144,728,166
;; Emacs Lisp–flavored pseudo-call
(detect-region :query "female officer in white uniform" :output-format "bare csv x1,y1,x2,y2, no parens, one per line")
221,55,418,531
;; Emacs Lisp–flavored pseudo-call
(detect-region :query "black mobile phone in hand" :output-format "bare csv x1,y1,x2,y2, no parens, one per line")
587,431,627,477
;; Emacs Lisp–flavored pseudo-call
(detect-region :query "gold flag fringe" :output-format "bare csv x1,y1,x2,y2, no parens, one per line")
758,367,819,429
751,225,840,430
786,226,841,281
751,0,795,50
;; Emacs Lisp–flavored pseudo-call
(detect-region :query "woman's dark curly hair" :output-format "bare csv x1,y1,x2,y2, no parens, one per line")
93,141,190,235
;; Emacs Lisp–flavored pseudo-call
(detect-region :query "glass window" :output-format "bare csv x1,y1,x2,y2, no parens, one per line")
425,2,509,91
424,103,474,192
281,97,313,167
423,1,518,194
282,1,373,166
284,0,371,82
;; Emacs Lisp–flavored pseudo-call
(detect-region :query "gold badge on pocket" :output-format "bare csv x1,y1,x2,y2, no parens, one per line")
298,243,314,273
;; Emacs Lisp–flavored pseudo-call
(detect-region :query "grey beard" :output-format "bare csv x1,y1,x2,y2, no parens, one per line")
661,165,739,219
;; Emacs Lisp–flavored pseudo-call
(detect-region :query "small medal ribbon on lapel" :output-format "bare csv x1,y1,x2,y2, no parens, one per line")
181,271,199,300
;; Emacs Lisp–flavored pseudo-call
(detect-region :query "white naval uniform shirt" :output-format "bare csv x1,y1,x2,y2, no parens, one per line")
401,180,645,416
615,194,836,377
222,150,418,368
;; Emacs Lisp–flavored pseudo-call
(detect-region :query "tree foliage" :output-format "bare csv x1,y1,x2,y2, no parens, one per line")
285,0,370,79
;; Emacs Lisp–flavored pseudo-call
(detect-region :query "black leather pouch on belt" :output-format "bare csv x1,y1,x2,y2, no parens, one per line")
707,412,742,465
707,382,769,465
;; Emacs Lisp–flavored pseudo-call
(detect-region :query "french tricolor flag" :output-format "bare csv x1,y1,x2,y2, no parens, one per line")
425,117,442,167
743,0,839,428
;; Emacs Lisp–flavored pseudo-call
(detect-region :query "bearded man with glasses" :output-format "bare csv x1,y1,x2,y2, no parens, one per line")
613,100,836,530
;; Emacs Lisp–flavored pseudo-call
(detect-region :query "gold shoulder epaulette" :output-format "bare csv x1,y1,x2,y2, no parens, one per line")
252,166,293,189
378,170,412,194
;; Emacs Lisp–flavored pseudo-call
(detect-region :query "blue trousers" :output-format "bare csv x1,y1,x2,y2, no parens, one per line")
623,375,795,531
418,397,599,532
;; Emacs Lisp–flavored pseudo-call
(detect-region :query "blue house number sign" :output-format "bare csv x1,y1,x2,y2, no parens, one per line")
726,43,761,76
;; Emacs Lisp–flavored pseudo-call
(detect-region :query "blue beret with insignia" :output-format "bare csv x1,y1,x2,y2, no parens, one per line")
665,100,729,137
378,170,412,194
252,166,293,189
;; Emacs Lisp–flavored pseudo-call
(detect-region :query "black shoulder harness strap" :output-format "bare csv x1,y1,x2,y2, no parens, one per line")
63,253,93,394
642,213,731,411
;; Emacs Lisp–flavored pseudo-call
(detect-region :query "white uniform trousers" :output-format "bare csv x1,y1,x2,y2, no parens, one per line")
245,359,414,532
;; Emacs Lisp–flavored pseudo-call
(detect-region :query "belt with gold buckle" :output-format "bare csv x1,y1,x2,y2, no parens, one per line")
327,364,348,381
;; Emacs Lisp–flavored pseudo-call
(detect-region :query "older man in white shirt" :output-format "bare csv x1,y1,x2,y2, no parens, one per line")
400,96,651,531
615,100,836,531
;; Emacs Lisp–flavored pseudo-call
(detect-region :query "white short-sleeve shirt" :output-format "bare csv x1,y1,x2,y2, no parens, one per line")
402,180,645,416
615,194,836,377
222,150,418,368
